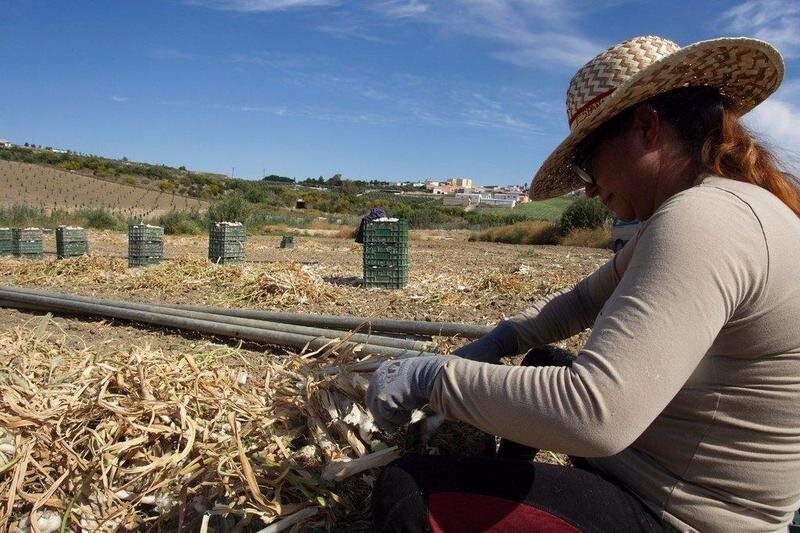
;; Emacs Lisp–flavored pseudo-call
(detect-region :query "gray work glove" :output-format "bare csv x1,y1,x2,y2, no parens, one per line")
453,320,520,364
366,355,455,433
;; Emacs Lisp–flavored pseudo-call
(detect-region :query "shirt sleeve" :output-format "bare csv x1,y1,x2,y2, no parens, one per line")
430,188,768,457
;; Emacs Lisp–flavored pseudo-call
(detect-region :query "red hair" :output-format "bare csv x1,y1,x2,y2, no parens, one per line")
700,108,800,216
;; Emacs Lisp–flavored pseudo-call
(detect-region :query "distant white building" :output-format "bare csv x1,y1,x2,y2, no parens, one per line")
492,193,518,201
456,192,483,202
450,177,473,188
0,139,12,148
443,195,473,207
480,197,517,208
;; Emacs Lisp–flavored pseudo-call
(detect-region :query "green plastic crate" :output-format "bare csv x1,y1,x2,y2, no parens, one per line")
12,228,43,259
56,226,88,242
363,219,409,244
128,224,163,267
56,226,90,258
0,228,11,256
210,221,246,238
363,242,408,264
129,242,164,254
209,222,246,263
57,242,90,259
128,224,164,241
364,264,408,289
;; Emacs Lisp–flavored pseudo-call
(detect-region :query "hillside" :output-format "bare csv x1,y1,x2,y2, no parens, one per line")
0,160,208,218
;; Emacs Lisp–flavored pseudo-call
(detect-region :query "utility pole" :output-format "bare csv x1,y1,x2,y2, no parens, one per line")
231,167,235,179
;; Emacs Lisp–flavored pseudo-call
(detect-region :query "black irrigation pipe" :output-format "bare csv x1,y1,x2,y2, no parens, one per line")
0,288,439,360
83,254,319,265
0,286,435,352
0,289,437,358
160,303,494,339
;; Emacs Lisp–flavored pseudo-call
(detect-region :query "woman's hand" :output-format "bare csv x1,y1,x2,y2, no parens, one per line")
453,320,520,363
366,356,455,432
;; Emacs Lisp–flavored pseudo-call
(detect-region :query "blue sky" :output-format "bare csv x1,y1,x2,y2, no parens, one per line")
1,0,798,186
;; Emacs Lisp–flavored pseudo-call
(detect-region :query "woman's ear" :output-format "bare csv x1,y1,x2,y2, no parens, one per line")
631,104,661,150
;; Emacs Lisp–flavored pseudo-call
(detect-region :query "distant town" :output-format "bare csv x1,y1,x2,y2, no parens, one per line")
393,177,529,209
0,138,531,209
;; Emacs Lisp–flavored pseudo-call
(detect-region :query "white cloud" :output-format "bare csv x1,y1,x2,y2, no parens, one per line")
186,0,602,69
110,95,129,102
492,32,602,69
185,0,338,12
721,0,800,58
744,95,800,173
370,0,429,18
314,21,392,43
376,0,603,69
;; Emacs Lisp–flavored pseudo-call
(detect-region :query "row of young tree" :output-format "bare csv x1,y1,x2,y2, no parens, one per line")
0,146,416,201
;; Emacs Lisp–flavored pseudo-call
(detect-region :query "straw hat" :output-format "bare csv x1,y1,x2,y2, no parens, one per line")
529,36,784,200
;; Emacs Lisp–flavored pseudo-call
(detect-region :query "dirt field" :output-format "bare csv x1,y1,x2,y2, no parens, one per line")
2,229,610,326
0,160,208,217
0,231,611,531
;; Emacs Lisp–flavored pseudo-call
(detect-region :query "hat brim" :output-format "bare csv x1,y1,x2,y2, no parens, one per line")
529,37,784,200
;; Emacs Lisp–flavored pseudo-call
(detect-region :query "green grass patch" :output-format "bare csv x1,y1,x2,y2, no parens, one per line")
513,197,575,222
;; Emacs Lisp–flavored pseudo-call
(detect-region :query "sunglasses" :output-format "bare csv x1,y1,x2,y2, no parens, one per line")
572,162,596,186
570,133,603,186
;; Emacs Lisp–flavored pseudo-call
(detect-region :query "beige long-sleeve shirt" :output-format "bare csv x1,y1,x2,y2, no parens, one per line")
430,176,800,532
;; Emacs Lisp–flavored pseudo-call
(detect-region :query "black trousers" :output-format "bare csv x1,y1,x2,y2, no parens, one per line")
371,347,669,532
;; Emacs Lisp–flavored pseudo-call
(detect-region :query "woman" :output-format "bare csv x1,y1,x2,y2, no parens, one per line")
366,35,800,532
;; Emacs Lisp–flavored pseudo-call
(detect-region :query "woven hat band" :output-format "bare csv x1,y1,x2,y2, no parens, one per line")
565,36,681,130
568,88,615,128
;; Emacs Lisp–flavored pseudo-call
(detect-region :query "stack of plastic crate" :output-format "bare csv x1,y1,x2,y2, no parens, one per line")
0,228,11,256
362,219,408,289
128,224,164,267
56,225,89,259
209,222,246,264
12,228,43,260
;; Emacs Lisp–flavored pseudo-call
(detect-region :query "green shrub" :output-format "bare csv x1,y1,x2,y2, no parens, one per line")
208,194,251,223
78,208,126,231
155,209,205,235
557,197,611,235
